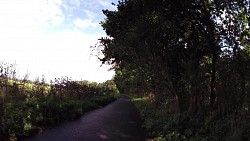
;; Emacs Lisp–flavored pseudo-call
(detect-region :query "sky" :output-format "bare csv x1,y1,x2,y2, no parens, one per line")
0,0,117,83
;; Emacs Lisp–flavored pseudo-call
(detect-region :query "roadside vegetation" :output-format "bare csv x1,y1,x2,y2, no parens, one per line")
133,98,249,141
0,62,119,141
94,0,250,140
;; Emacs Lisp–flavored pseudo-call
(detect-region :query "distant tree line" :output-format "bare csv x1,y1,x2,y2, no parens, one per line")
0,62,119,140
0,62,118,102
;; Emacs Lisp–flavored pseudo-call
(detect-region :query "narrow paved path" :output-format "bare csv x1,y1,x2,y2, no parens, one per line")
23,96,147,141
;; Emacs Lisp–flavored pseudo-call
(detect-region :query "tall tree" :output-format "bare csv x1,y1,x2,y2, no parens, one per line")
95,0,250,114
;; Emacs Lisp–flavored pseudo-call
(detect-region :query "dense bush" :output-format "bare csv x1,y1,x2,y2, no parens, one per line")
133,98,249,141
0,95,117,140
0,63,119,140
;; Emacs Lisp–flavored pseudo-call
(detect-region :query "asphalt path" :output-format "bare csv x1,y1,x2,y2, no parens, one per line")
22,95,147,141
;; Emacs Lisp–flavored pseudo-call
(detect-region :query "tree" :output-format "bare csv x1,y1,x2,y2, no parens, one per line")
95,0,250,114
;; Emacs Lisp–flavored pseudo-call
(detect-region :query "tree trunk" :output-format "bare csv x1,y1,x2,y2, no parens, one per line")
240,75,246,107
210,53,216,108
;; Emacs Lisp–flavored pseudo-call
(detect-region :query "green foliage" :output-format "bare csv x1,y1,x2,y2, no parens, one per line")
96,0,250,110
95,1,250,140
133,98,249,141
89,95,117,107
0,62,120,140
0,95,117,140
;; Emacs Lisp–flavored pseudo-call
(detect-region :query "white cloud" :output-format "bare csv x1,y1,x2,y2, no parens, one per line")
0,27,114,82
0,0,65,30
99,1,110,7
68,0,80,7
35,0,65,27
61,0,82,16
99,0,117,10
73,18,99,29
83,9,98,20
0,0,114,83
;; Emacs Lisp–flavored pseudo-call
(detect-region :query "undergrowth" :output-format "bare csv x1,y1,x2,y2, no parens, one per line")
0,95,117,140
133,98,249,141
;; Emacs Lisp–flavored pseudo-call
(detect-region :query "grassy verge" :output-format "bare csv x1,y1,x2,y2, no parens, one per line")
133,98,249,141
1,95,117,140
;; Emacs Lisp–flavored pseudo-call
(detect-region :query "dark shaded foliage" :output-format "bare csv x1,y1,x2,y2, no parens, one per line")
93,0,250,140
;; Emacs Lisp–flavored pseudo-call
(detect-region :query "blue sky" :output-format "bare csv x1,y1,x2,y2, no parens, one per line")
0,0,117,82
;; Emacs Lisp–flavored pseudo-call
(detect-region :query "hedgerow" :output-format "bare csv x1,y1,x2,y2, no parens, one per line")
1,95,117,140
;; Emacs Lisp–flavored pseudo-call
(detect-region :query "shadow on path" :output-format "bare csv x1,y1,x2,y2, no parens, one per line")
22,95,147,141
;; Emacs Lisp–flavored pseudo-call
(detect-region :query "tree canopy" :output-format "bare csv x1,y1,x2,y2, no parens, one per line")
94,0,250,115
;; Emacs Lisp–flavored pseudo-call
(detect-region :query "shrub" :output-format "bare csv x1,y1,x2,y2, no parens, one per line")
133,98,248,141
1,95,117,140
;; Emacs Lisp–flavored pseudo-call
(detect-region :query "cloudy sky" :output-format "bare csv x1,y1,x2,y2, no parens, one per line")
0,0,117,83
